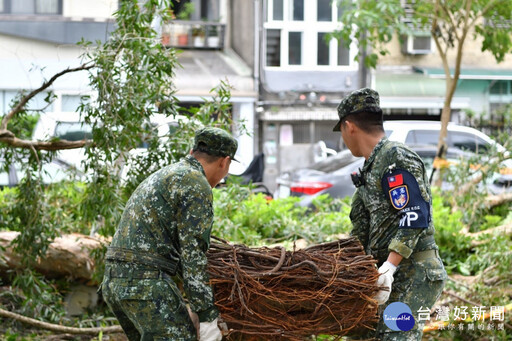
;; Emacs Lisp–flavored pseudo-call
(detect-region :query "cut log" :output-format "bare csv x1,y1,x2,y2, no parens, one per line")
0,231,108,283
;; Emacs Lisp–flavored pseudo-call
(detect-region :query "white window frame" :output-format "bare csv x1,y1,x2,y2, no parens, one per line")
264,0,357,70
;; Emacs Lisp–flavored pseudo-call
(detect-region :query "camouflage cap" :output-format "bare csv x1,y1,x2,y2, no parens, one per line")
193,127,239,161
332,87,382,131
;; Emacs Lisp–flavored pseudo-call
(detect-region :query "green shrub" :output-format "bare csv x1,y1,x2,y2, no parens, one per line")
213,185,353,248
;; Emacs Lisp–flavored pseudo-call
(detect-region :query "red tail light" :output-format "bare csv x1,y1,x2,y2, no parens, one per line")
290,181,333,195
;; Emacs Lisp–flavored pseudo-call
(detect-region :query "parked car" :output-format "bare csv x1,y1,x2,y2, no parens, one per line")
276,121,511,207
384,120,512,182
0,157,83,188
32,112,198,174
277,145,474,207
32,112,93,170
119,114,205,181
384,120,507,155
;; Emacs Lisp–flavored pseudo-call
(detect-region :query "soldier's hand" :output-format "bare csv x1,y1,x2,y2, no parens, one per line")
375,261,397,305
199,317,222,341
217,316,228,335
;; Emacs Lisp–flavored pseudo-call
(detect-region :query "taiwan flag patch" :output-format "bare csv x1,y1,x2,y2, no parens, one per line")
387,174,403,187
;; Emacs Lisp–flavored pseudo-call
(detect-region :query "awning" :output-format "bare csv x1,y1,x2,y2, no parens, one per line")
414,67,512,80
260,109,337,121
174,49,257,99
375,73,470,109
376,73,446,97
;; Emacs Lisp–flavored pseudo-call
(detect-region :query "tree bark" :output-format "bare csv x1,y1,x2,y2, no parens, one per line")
0,307,122,335
0,231,109,283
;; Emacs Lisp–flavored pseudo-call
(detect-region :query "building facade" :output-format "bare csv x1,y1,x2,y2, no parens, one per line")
228,0,512,192
2,0,511,192
230,0,366,191
0,0,117,115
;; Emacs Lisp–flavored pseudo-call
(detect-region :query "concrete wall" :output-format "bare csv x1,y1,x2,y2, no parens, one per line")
229,0,255,69
380,32,512,69
0,34,82,60
63,0,117,19
0,34,90,92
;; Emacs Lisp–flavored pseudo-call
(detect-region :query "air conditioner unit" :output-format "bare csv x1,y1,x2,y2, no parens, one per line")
401,33,433,55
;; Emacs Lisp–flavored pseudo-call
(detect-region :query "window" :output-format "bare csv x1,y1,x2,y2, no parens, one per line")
337,40,350,66
61,95,82,112
317,0,331,21
490,80,511,95
3,0,61,14
405,130,439,145
266,29,282,66
54,122,93,141
264,0,353,69
317,33,329,65
488,80,512,116
292,0,304,21
404,129,490,154
450,132,489,154
288,32,302,65
273,0,283,20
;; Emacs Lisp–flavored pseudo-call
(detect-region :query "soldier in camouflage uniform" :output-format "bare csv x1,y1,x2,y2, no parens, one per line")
101,127,238,341
333,88,447,340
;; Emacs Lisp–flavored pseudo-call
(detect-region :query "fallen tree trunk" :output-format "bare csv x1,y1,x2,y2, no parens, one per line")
0,231,108,284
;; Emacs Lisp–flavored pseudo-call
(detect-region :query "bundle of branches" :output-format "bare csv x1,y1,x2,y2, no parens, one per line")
207,236,381,340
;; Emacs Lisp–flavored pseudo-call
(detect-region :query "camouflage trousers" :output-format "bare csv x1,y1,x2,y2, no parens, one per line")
101,263,197,341
375,256,447,341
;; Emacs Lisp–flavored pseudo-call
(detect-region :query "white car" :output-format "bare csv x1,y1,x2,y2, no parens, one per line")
275,121,512,201
0,157,83,187
32,112,196,173
32,112,93,170
384,120,507,155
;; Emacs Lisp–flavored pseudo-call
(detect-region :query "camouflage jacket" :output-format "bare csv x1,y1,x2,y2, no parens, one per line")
109,155,218,322
349,137,439,264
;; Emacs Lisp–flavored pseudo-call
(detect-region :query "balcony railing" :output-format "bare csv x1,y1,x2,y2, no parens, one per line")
161,20,225,50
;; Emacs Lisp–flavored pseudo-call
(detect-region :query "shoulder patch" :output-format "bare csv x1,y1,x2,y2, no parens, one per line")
389,185,409,209
381,168,431,229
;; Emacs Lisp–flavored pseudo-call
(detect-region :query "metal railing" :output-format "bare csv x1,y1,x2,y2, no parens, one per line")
161,20,225,50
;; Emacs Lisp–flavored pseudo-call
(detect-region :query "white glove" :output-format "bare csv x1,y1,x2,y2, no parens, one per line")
375,261,397,305
199,318,223,341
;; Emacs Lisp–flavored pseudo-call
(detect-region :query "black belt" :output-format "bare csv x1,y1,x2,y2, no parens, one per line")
108,267,163,279
106,247,179,276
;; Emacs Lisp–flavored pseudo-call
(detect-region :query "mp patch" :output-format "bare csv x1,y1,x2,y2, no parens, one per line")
381,169,430,229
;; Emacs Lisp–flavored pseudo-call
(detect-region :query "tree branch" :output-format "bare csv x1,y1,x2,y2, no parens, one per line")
467,0,499,30
448,0,473,102
0,307,122,335
0,135,90,151
439,1,461,42
0,62,95,131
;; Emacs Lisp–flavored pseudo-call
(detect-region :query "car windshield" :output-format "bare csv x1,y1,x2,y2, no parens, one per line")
54,122,93,141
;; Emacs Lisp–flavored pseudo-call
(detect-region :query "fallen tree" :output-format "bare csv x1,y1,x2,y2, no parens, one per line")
0,231,108,284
